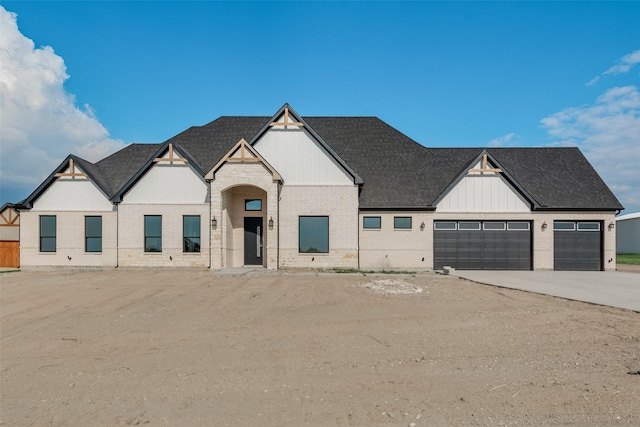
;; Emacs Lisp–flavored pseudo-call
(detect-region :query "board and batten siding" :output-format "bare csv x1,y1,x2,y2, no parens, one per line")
436,171,530,212
253,128,353,185
121,163,209,204
32,176,113,212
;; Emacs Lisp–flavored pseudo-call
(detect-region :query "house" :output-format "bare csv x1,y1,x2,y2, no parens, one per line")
16,104,623,271
616,212,640,254
0,202,20,268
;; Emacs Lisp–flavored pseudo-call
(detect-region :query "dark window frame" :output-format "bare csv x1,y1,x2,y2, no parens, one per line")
393,216,412,229
85,216,102,253
183,215,201,253
144,215,162,253
245,199,262,211
363,216,381,229
299,216,329,254
39,215,56,253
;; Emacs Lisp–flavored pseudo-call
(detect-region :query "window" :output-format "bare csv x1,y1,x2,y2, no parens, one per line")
144,215,162,252
458,222,481,230
394,216,412,229
245,199,262,211
554,222,575,231
299,216,329,253
183,216,201,253
40,215,56,252
507,222,530,231
363,216,381,229
483,222,506,230
434,221,456,230
577,222,600,231
85,216,102,252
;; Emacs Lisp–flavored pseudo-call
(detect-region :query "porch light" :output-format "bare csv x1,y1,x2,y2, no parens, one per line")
420,221,425,230
211,217,217,229
608,222,615,231
541,221,548,230
268,217,274,230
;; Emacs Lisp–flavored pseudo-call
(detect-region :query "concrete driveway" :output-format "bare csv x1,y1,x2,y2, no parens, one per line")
452,270,640,312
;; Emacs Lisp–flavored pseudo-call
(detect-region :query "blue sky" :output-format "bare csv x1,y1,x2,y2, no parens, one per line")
1,1,639,213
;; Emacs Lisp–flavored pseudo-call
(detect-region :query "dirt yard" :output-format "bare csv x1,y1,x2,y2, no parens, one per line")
1,269,639,426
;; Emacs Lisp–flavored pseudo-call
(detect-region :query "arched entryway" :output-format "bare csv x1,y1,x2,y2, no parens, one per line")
221,185,268,267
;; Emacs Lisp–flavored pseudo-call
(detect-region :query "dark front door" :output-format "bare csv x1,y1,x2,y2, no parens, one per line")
244,217,263,266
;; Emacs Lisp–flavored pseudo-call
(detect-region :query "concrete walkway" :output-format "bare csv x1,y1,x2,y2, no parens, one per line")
452,270,640,312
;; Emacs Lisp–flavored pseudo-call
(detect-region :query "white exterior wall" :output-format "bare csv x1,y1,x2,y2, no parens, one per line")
20,210,117,268
253,128,353,185
278,185,359,269
121,164,209,204
436,174,530,212
117,204,210,267
32,178,113,212
210,162,279,269
616,216,640,253
359,212,433,271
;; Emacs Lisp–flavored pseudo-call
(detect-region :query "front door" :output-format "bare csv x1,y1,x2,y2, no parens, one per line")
244,217,263,266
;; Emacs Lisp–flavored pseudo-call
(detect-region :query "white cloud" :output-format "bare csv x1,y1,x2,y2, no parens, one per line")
541,85,640,213
0,6,126,193
587,49,640,86
487,132,517,147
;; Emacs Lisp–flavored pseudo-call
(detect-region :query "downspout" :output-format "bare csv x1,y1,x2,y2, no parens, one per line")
115,202,119,268
207,179,212,269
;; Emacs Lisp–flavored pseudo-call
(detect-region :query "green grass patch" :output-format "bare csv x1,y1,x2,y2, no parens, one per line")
617,254,640,265
0,269,20,274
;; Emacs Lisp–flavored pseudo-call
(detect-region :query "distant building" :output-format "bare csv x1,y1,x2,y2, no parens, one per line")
616,212,640,254
16,104,623,271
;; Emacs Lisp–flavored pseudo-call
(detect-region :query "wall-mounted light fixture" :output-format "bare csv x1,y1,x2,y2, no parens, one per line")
608,222,615,231
420,221,426,230
268,217,274,230
211,216,217,229
541,221,548,231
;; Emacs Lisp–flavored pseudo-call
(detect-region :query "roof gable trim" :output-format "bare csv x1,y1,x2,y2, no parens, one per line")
205,138,282,181
248,103,364,185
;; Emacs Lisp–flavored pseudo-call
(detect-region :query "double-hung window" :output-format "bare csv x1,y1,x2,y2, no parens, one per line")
40,215,56,252
299,216,329,253
144,215,162,252
85,216,102,252
183,216,201,253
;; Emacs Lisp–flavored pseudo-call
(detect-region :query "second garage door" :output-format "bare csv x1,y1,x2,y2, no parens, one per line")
554,221,602,271
434,221,532,270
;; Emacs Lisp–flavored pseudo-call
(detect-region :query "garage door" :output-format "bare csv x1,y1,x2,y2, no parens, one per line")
554,221,602,271
434,221,531,270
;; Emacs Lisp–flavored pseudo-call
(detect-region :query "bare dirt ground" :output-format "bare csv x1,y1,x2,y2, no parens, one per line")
617,264,640,273
1,269,639,427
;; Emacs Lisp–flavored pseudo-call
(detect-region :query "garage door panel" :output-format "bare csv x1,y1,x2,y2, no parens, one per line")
434,221,531,270
553,221,601,271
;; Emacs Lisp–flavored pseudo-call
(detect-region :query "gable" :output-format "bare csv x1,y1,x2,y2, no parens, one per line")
436,156,531,212
121,145,208,204
253,110,354,185
31,163,114,211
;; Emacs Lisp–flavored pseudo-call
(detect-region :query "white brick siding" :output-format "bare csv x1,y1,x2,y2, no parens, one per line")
20,210,117,268
117,204,210,267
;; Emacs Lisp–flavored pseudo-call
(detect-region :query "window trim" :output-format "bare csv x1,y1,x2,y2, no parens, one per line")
39,215,56,253
577,222,600,232
393,216,412,230
144,215,162,253
458,221,481,231
507,222,530,231
183,215,201,253
363,216,381,229
483,222,506,231
245,199,262,211
298,215,329,254
554,221,576,231
434,221,457,231
85,216,102,253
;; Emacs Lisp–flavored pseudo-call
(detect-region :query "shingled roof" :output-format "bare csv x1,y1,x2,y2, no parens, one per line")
20,108,623,211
